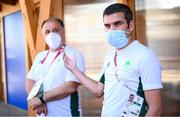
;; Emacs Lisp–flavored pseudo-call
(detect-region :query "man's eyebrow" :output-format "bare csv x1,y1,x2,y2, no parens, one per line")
44,27,60,30
104,20,123,26
53,27,61,29
113,20,123,25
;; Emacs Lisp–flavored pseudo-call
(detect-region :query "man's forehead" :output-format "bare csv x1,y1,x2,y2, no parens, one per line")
43,21,61,29
103,12,125,23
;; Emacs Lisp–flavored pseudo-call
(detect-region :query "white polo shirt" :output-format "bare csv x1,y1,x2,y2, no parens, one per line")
27,45,85,117
99,40,163,116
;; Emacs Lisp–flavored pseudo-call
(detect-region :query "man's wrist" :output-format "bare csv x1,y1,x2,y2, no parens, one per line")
72,67,79,74
38,93,45,104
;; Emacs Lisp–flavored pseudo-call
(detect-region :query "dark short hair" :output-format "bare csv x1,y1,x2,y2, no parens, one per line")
41,17,64,28
103,3,133,25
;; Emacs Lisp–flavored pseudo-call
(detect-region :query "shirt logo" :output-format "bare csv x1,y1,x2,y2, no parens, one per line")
57,59,61,62
124,59,132,68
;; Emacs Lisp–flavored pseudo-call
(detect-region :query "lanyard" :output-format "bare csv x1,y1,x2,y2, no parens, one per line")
41,46,64,67
114,51,120,82
114,51,117,67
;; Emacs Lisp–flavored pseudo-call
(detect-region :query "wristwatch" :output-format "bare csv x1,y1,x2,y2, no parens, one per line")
38,92,45,104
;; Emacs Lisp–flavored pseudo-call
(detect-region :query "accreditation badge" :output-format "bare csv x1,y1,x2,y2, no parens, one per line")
27,79,43,101
121,93,144,117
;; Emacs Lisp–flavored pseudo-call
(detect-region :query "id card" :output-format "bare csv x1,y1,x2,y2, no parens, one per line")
121,93,144,117
27,79,43,100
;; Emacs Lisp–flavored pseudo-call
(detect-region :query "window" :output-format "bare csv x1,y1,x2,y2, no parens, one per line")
64,0,116,116
136,0,180,115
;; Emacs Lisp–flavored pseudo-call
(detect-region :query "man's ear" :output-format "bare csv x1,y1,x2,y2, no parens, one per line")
129,20,134,32
60,29,65,42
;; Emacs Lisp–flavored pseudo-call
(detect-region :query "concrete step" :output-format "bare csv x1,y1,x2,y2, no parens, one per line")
0,101,27,116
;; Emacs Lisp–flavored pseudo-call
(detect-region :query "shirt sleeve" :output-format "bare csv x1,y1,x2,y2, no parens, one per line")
27,53,42,81
98,52,112,83
138,50,163,91
65,50,85,83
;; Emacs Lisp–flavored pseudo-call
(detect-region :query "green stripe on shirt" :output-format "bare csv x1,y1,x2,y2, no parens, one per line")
70,91,80,117
100,73,105,84
137,77,148,116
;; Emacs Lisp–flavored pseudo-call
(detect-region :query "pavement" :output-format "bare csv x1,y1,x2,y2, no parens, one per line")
0,101,27,116
0,86,101,116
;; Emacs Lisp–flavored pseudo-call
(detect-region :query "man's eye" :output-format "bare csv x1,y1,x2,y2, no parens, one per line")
114,22,120,26
104,24,110,29
113,21,124,26
45,30,50,35
53,29,60,33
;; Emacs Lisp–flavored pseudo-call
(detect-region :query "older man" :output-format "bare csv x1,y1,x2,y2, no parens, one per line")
26,17,85,117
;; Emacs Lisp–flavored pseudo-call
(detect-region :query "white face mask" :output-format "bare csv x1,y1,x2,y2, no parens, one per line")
45,32,62,49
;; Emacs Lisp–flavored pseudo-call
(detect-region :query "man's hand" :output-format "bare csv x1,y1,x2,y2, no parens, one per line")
35,104,48,116
28,96,43,110
63,54,77,72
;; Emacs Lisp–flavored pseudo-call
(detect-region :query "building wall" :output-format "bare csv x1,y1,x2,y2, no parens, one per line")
0,0,180,116
0,18,3,100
